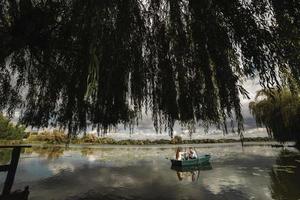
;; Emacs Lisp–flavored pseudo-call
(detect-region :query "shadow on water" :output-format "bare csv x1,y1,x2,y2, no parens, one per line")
270,150,300,200
0,146,31,200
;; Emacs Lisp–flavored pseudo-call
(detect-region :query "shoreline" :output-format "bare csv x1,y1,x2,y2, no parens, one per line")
0,137,278,146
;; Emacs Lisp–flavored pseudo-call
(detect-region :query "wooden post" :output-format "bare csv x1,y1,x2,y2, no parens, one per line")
2,147,21,195
0,145,31,197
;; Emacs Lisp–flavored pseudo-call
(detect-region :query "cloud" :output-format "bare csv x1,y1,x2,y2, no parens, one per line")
48,162,75,174
11,77,264,138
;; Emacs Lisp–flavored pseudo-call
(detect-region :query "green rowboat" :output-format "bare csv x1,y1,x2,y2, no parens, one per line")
171,154,211,167
171,163,212,172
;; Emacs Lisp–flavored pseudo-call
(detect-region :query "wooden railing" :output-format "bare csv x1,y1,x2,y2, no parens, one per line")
0,145,31,200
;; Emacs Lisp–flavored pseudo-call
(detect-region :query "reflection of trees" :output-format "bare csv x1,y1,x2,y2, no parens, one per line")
30,147,65,160
176,171,200,182
270,150,300,200
81,148,95,157
0,150,11,164
0,148,26,165
172,163,212,182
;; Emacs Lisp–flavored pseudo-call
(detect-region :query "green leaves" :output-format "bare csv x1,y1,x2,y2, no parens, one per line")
0,0,299,137
249,89,300,144
0,113,26,140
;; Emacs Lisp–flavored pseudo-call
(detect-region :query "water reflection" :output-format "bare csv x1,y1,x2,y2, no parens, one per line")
0,144,299,200
270,150,300,200
171,164,213,182
80,148,95,157
0,150,11,165
24,147,64,160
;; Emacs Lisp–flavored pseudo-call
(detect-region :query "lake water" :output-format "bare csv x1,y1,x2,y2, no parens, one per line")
0,143,300,200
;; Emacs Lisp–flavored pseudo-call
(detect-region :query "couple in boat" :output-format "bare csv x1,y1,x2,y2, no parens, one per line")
176,147,197,161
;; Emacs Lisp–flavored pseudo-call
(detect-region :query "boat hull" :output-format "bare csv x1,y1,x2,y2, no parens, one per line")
171,163,212,172
171,155,211,167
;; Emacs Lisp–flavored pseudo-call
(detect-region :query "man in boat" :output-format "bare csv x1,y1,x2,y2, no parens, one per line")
188,147,197,159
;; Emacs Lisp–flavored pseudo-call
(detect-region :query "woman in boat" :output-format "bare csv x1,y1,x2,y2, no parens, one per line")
176,147,185,160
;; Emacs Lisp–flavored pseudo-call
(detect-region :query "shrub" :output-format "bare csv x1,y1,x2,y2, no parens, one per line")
82,134,98,143
170,135,183,144
98,137,116,144
0,114,26,140
27,130,67,143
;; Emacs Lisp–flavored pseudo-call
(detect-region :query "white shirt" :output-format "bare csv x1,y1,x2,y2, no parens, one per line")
190,150,197,158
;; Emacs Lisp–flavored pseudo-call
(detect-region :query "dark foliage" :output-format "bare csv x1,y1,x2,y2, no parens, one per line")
249,89,300,145
0,0,299,137
270,150,300,199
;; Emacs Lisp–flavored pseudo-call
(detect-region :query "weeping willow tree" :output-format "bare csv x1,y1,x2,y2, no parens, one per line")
249,88,300,147
0,0,299,138
272,0,300,86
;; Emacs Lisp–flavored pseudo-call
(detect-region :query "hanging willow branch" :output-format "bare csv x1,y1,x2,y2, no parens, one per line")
249,88,300,145
0,0,299,137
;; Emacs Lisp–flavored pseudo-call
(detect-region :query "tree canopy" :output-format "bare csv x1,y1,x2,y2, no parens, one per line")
0,0,300,137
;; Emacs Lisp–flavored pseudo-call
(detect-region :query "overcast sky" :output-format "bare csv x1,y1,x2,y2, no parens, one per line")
103,78,267,140
15,77,266,139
